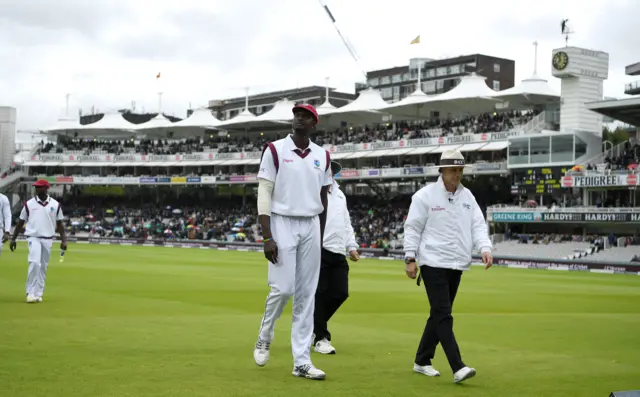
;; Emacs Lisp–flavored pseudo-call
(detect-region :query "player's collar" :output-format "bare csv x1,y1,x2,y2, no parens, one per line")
286,134,312,159
35,195,50,206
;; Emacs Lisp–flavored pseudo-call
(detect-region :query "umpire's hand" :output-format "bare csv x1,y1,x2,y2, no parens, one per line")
349,249,360,262
482,251,493,270
405,258,417,279
9,239,17,252
263,239,278,264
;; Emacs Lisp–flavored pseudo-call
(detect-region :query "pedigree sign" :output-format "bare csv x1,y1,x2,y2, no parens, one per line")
561,174,638,188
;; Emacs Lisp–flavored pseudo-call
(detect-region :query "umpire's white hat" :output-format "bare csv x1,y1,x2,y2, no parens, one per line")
438,149,469,169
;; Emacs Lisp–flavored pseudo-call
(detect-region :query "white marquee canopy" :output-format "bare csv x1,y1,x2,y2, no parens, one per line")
490,74,560,109
39,73,554,137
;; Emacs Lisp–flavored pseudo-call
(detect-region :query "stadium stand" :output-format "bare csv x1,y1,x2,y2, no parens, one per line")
35,110,538,157
492,236,595,260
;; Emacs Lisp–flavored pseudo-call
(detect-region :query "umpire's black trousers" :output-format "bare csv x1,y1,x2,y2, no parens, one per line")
313,248,349,344
415,264,465,373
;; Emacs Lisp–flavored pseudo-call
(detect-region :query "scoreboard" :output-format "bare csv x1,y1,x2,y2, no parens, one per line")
512,167,570,195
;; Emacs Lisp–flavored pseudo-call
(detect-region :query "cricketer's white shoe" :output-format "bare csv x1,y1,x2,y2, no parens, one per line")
413,363,441,377
26,294,38,303
253,339,270,367
453,366,476,383
314,338,336,355
292,364,326,380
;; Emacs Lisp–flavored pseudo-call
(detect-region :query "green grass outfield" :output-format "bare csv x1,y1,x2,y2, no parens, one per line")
0,242,639,397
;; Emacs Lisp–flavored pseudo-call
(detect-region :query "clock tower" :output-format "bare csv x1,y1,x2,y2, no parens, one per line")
551,46,609,136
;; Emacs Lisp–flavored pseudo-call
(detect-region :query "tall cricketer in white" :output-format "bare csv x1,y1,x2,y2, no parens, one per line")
0,192,11,256
10,179,67,303
253,103,332,380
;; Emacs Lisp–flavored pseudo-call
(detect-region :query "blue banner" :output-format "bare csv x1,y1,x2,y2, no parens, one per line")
404,167,424,175
139,177,156,183
491,212,542,222
187,177,201,183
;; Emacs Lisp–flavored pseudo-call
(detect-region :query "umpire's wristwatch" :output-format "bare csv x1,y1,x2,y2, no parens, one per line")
404,257,416,265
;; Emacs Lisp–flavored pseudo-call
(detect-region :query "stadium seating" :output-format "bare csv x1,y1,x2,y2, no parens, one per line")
493,240,594,259
583,246,640,263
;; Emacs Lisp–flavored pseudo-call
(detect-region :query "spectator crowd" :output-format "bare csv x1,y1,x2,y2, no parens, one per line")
36,110,537,157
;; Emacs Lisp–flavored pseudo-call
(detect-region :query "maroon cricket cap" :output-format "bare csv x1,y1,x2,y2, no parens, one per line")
33,179,50,188
292,104,319,124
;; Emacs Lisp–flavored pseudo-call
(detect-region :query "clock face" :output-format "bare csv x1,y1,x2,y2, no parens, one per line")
553,51,569,71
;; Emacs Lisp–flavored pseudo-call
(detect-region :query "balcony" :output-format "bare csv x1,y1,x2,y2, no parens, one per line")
625,62,640,76
624,80,640,96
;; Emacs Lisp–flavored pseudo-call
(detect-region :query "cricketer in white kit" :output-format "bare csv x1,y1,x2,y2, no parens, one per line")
313,160,360,355
0,192,11,256
10,179,68,303
253,103,332,380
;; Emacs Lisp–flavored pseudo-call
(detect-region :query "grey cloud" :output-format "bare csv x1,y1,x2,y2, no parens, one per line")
265,34,349,71
0,0,132,38
488,15,568,44
107,4,276,72
584,4,640,68
490,4,639,69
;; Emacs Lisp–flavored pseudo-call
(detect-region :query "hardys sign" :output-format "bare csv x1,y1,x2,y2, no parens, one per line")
561,174,638,188
545,212,640,222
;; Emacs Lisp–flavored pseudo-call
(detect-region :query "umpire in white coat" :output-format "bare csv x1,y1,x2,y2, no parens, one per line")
313,161,360,355
403,149,493,384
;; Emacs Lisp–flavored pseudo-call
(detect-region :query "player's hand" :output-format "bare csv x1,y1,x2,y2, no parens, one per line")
348,249,360,262
405,259,417,279
2,232,9,243
482,251,493,270
60,240,68,251
263,239,278,264
9,239,16,252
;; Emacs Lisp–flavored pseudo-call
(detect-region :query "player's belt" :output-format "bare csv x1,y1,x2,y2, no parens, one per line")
26,236,53,239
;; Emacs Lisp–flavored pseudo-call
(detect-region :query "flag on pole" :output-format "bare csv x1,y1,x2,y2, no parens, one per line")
410,35,420,45
156,72,161,79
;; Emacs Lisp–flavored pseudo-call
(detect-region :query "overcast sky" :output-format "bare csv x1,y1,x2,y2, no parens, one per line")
0,0,638,131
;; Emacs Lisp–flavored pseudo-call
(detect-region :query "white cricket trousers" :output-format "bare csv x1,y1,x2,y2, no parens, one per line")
26,237,53,298
257,213,322,367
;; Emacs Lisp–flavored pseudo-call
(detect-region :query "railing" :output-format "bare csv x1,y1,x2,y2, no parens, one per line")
521,111,547,135
17,161,509,186
487,205,640,213
575,138,636,169
0,171,26,189
624,80,640,94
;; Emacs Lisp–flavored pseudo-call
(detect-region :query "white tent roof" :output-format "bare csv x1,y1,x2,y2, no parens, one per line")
135,113,173,130
41,117,84,134
491,74,560,108
379,89,438,119
252,99,297,122
315,98,337,115
435,73,498,101
78,112,137,135
318,88,390,127
325,88,389,114
171,107,222,128
217,109,258,130
416,73,503,116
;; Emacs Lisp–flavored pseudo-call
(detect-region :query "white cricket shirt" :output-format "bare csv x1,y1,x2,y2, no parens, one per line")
403,176,492,271
258,135,332,217
0,193,10,233
323,181,358,256
19,196,64,238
